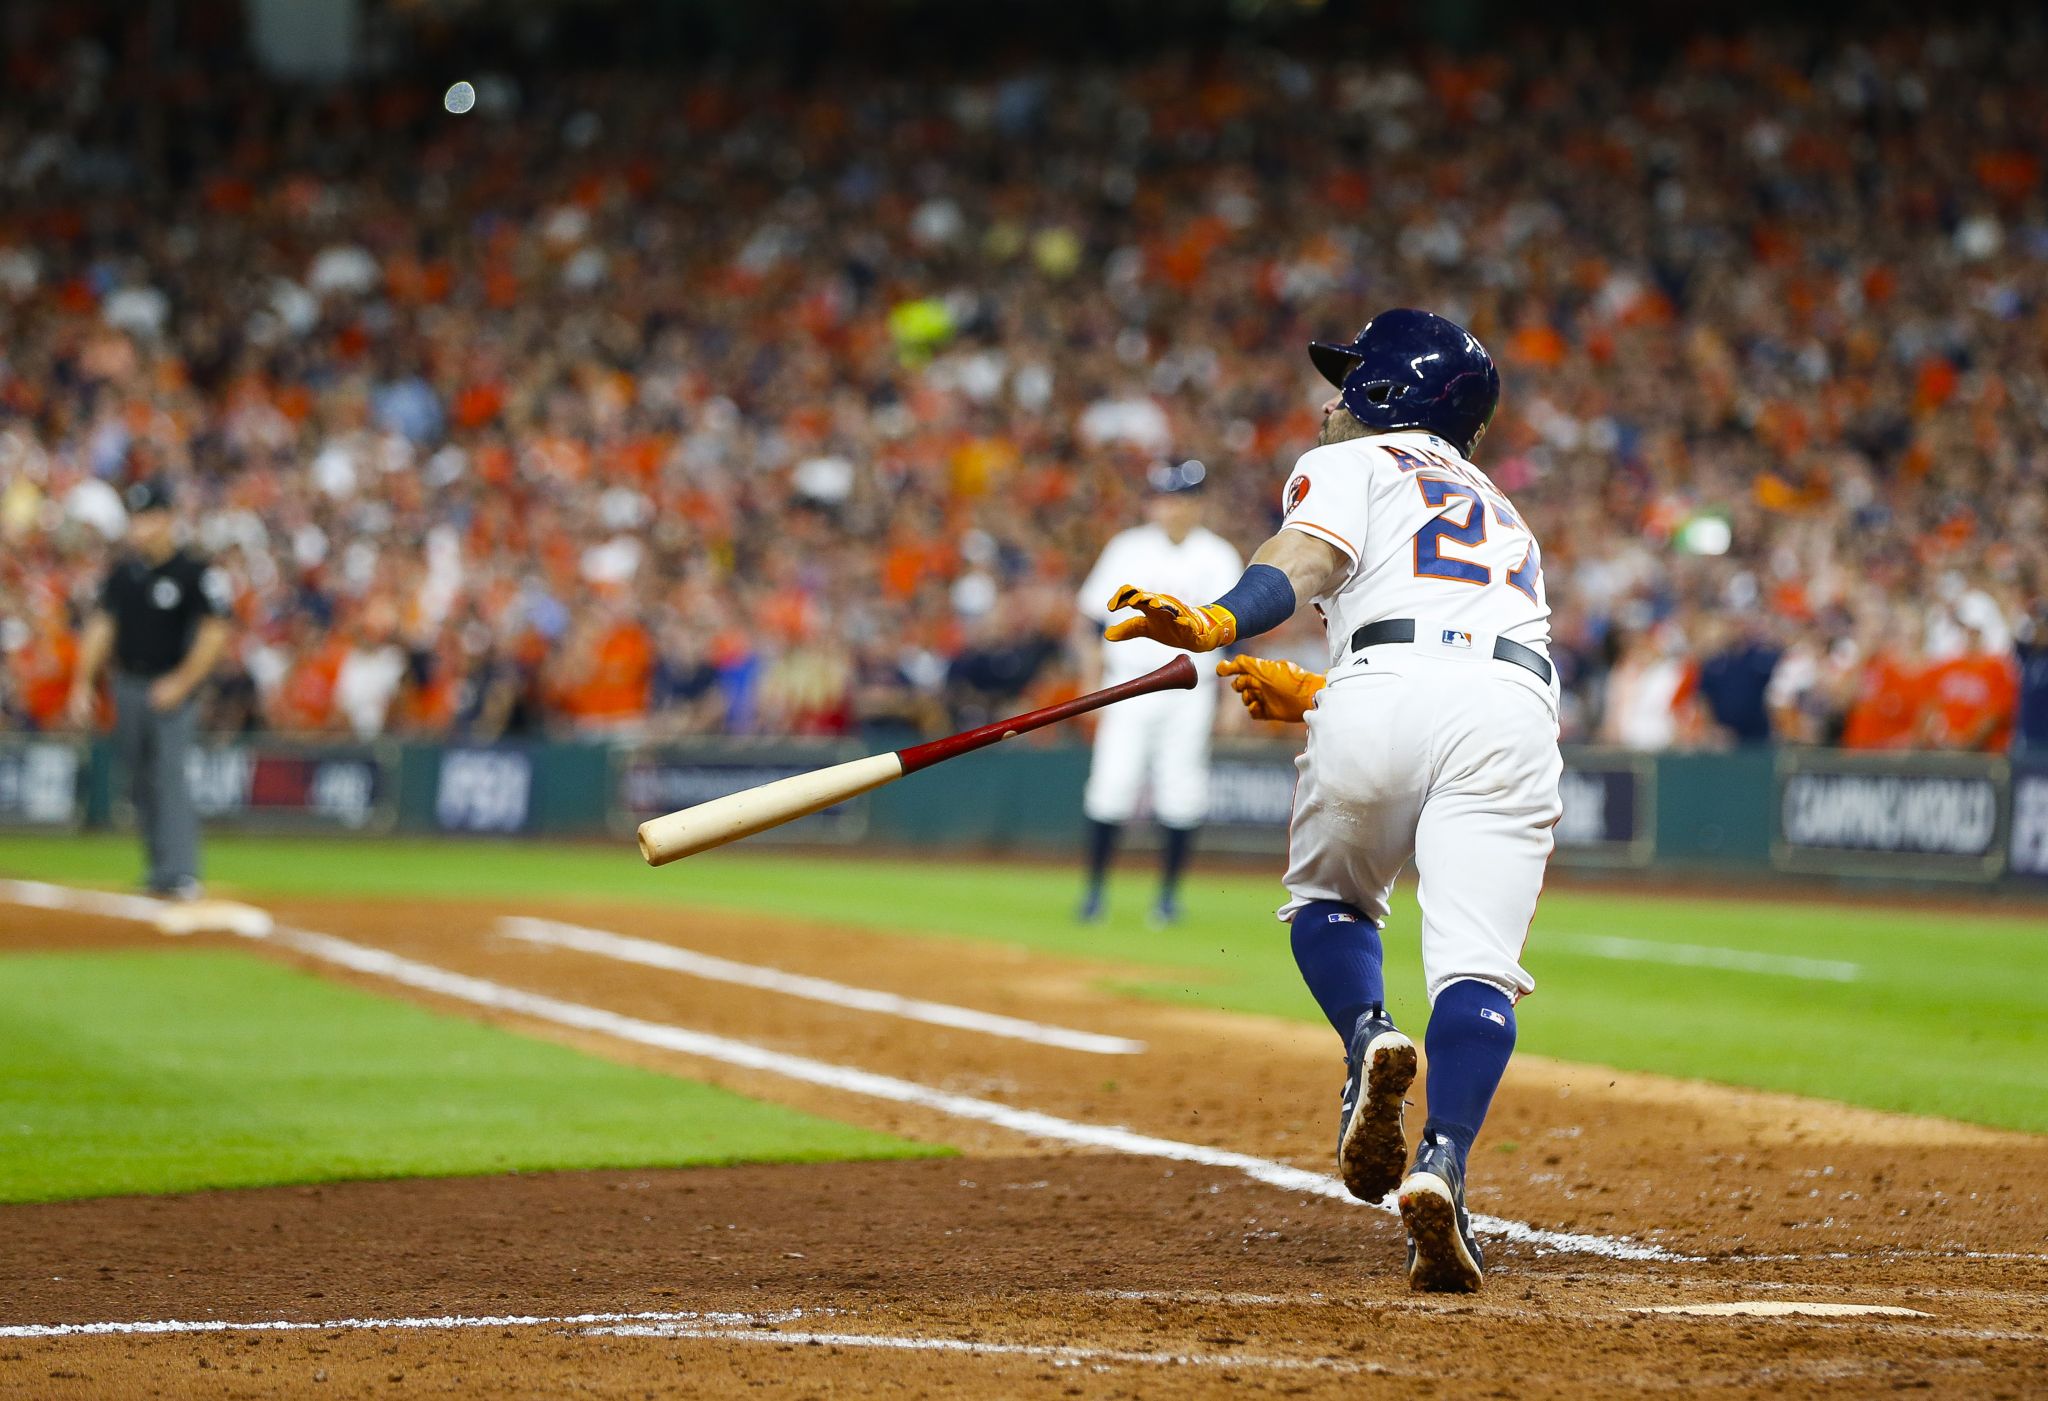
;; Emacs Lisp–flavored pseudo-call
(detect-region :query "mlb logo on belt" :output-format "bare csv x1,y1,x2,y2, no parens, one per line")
1441,629,1473,649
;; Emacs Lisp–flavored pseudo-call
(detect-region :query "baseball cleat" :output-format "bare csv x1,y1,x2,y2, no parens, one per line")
1148,894,1179,927
1335,1005,1415,1203
1076,889,1105,923
1398,1130,1484,1293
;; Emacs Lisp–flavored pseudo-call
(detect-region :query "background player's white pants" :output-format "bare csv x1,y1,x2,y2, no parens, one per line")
1083,685,1215,829
1279,654,1562,1003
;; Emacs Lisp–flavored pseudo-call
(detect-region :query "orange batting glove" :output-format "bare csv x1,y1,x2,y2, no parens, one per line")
1103,585,1238,652
1216,655,1326,724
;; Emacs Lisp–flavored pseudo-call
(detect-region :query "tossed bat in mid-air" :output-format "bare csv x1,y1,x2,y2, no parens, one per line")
637,655,1197,866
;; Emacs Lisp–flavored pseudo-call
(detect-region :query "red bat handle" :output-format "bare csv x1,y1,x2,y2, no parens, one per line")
895,655,1199,776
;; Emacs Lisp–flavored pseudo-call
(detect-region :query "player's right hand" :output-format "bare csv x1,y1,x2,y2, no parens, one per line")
1104,585,1238,652
1217,655,1326,724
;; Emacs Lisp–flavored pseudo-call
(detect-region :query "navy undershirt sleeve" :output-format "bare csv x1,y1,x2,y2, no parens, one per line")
1209,563,1297,641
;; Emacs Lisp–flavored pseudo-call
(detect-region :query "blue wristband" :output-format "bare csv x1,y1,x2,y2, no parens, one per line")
1209,564,1296,641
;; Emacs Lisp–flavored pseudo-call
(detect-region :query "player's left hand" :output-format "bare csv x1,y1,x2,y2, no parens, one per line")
1104,585,1237,652
1217,655,1326,723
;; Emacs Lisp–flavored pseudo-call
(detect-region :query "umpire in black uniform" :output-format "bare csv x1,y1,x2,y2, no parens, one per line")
67,479,231,899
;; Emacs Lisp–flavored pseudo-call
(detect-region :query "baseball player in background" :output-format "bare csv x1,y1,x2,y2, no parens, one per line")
1105,310,1560,1293
1074,460,1243,925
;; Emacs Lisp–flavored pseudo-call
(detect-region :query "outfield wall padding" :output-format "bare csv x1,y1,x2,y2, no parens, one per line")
3,733,2040,890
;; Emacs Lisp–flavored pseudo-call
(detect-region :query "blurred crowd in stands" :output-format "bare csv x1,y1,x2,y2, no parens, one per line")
4,9,2048,751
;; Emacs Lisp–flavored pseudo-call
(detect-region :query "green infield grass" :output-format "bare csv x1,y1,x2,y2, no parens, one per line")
3,833,2045,1133
0,946,938,1204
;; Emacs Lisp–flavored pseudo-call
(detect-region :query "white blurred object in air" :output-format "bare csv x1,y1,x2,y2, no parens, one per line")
793,456,856,505
951,572,998,618
66,477,129,540
1675,514,1732,556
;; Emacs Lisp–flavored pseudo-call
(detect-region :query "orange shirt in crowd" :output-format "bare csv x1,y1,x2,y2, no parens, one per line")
1840,654,1927,749
559,622,654,724
389,661,458,734
271,638,348,732
14,627,77,729
1921,653,2018,752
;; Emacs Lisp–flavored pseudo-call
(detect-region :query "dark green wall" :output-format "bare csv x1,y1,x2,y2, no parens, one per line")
1653,750,1775,867
25,735,2038,891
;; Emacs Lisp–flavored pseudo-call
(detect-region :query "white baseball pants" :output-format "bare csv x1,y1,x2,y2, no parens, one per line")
1083,685,1216,829
1279,652,1562,1002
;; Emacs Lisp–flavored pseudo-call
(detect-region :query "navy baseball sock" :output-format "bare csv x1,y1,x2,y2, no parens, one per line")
1422,979,1518,1175
1289,901,1385,1041
1083,819,1119,897
1158,823,1194,903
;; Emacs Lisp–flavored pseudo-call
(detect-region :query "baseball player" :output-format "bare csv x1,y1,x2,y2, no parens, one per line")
1105,310,1560,1292
1074,460,1243,924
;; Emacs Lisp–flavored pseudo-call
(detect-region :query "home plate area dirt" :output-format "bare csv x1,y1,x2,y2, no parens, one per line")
3,895,2045,1397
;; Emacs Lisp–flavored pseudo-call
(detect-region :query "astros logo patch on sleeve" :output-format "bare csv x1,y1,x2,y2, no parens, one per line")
1286,475,1311,512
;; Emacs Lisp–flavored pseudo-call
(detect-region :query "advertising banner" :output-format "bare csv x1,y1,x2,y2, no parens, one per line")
434,747,535,834
110,739,398,832
1204,753,1299,830
0,739,83,827
2007,760,2048,881
611,742,872,845
1774,750,2006,880
1553,748,1656,866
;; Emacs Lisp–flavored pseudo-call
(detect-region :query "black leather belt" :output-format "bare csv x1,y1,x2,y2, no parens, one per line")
1348,618,1554,686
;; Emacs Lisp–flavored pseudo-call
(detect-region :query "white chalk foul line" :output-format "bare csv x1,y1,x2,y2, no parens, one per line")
0,879,163,924
11,1306,2037,1356
588,1323,1372,1373
497,915,1143,1056
1548,932,1859,983
0,1306,1373,1372
0,1308,808,1341
0,879,1675,1264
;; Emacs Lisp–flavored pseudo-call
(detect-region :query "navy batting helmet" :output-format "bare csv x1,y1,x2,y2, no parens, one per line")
1309,309,1501,457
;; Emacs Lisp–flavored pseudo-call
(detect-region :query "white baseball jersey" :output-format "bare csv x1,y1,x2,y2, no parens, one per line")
1274,430,1562,1003
1078,522,1243,827
1278,429,1550,685
1078,523,1244,690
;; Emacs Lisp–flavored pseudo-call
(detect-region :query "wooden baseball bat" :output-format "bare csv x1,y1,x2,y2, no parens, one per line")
637,654,1198,866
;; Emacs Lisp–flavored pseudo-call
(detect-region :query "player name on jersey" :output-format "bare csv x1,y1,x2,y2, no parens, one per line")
1278,430,1551,679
